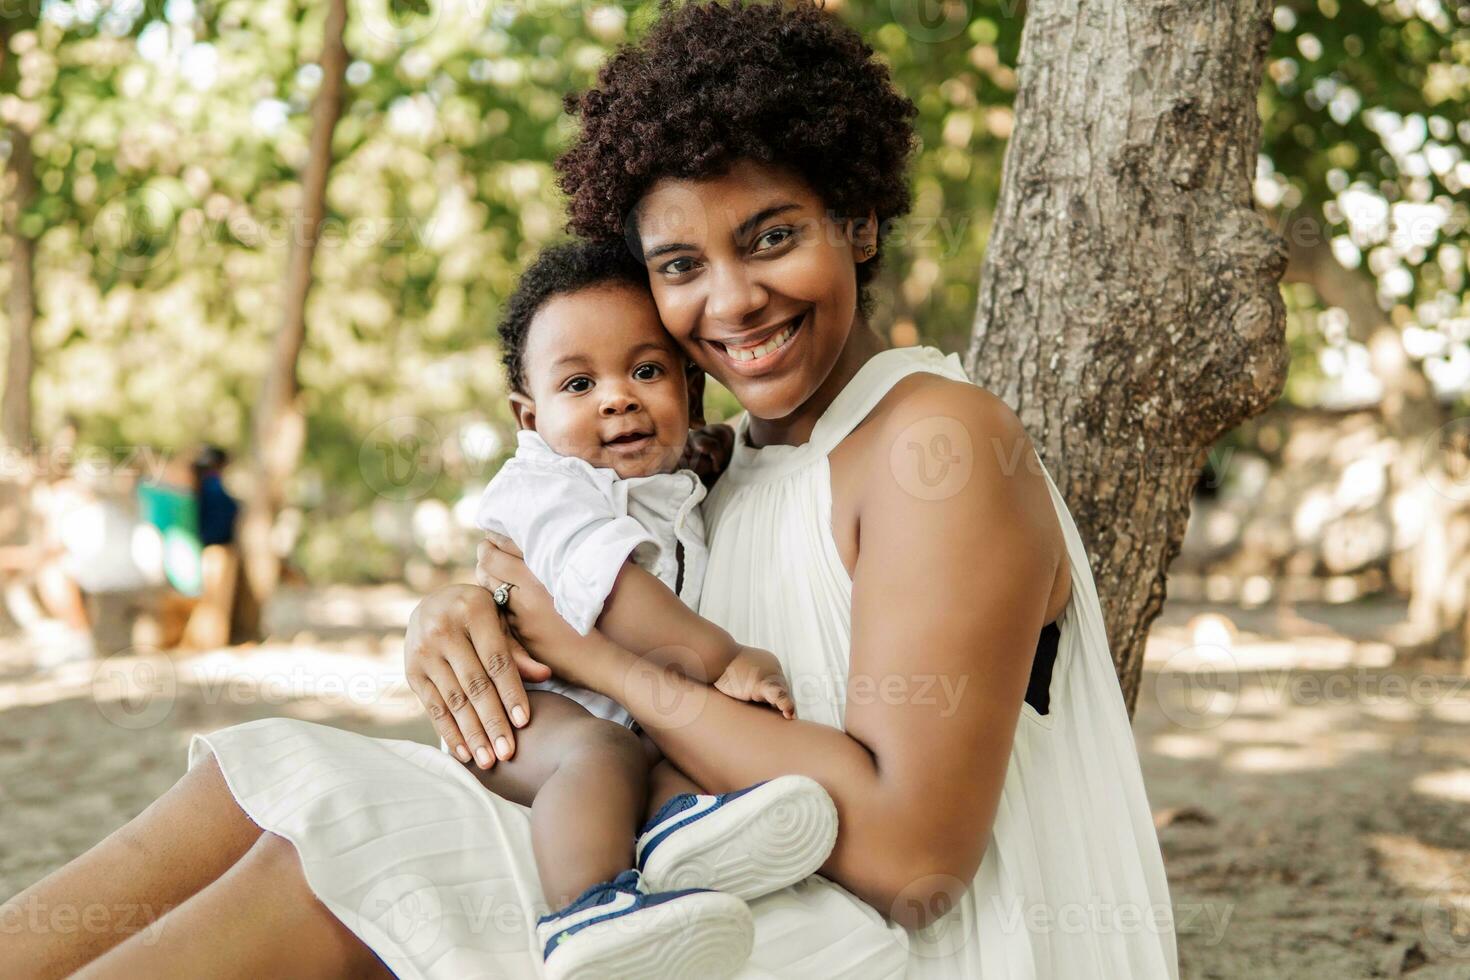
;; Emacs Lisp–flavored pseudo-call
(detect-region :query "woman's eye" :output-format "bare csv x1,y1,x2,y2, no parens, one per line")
754,226,794,252
563,376,593,393
660,256,696,277
633,363,663,381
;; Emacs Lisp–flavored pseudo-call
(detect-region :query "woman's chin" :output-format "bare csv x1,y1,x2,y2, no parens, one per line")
727,382,812,433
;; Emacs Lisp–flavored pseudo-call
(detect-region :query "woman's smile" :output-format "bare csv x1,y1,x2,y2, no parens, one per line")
705,309,807,375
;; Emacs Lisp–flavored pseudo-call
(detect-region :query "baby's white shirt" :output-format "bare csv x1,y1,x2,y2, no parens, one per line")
475,429,707,635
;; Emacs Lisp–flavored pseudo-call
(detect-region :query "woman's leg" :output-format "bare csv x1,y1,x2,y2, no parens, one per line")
471,692,649,909
0,754,261,978
71,832,392,980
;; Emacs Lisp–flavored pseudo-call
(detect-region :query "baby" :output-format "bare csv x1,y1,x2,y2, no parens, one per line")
470,240,838,980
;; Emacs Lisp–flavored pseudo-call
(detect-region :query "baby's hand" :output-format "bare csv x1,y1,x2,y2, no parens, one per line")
679,423,735,488
714,647,796,719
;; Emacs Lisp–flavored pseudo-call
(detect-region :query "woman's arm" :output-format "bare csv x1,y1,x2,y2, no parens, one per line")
482,382,1065,927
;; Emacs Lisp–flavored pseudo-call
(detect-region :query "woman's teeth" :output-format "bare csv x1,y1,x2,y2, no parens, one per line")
724,320,798,362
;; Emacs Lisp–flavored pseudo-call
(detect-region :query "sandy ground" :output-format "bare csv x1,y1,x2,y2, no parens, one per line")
2,585,1469,978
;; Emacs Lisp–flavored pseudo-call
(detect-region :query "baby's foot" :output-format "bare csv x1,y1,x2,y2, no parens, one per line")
536,869,753,980
636,774,839,901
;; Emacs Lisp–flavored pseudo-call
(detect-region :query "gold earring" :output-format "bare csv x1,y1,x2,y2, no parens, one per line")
863,243,876,259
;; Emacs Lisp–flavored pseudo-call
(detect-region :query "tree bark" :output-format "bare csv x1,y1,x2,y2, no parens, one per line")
0,13,38,452
967,0,1289,715
239,0,350,611
2,123,36,451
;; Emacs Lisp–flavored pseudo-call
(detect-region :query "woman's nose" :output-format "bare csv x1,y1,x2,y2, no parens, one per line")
705,261,767,325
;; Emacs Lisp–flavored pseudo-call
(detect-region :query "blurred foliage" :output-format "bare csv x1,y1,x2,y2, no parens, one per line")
0,0,1467,581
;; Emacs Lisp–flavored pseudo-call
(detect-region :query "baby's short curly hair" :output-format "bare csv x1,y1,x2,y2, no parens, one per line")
498,239,648,394
556,0,917,294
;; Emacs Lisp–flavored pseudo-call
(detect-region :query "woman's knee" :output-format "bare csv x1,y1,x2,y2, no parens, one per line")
218,834,393,979
234,833,311,892
171,753,262,848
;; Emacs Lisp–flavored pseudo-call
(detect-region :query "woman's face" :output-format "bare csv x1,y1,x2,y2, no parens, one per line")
634,160,874,423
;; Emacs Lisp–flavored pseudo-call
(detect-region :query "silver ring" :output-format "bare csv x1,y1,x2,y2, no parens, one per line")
492,582,514,607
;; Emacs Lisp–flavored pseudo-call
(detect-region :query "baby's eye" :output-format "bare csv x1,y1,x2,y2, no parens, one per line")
563,376,593,393
632,363,664,381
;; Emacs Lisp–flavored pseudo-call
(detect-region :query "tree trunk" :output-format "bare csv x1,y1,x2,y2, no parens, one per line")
0,13,38,452
967,0,1289,715
239,0,349,612
2,123,36,451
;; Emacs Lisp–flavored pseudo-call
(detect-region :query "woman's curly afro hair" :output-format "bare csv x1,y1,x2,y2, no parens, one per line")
556,0,918,292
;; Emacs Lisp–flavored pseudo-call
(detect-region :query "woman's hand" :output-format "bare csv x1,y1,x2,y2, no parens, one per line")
404,582,551,770
475,532,610,688
678,423,736,488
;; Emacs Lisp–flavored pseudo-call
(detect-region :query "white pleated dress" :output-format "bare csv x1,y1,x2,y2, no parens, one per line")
188,345,1178,979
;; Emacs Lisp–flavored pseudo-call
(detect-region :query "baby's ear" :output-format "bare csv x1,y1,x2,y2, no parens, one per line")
508,391,537,431
685,361,707,428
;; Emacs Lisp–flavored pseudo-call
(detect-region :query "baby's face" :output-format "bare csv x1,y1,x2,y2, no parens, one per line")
513,284,691,479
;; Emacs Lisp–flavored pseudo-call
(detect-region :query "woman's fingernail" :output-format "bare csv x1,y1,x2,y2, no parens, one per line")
511,706,528,727
495,737,511,759
475,746,492,767
455,745,470,763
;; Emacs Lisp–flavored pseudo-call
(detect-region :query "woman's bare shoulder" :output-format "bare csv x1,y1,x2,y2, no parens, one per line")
847,370,1032,475
841,369,1072,616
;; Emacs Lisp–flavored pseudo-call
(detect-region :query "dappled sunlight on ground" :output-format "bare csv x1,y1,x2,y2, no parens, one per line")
1141,599,1470,978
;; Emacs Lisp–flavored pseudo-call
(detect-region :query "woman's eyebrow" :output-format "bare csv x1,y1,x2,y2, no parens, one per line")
734,203,800,239
642,202,803,260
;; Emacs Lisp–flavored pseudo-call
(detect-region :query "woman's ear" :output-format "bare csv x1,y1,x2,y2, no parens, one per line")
849,211,879,263
508,392,537,431
685,362,707,429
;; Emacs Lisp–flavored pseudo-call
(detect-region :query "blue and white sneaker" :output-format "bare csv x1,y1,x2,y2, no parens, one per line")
636,774,839,901
535,869,753,980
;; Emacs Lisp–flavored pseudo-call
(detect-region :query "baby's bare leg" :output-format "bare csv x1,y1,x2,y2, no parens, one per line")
466,692,648,909
643,746,705,824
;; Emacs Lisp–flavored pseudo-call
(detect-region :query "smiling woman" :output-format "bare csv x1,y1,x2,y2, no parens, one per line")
0,4,1177,979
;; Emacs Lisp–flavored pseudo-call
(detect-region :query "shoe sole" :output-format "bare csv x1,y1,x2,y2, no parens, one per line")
639,774,839,901
542,890,753,980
